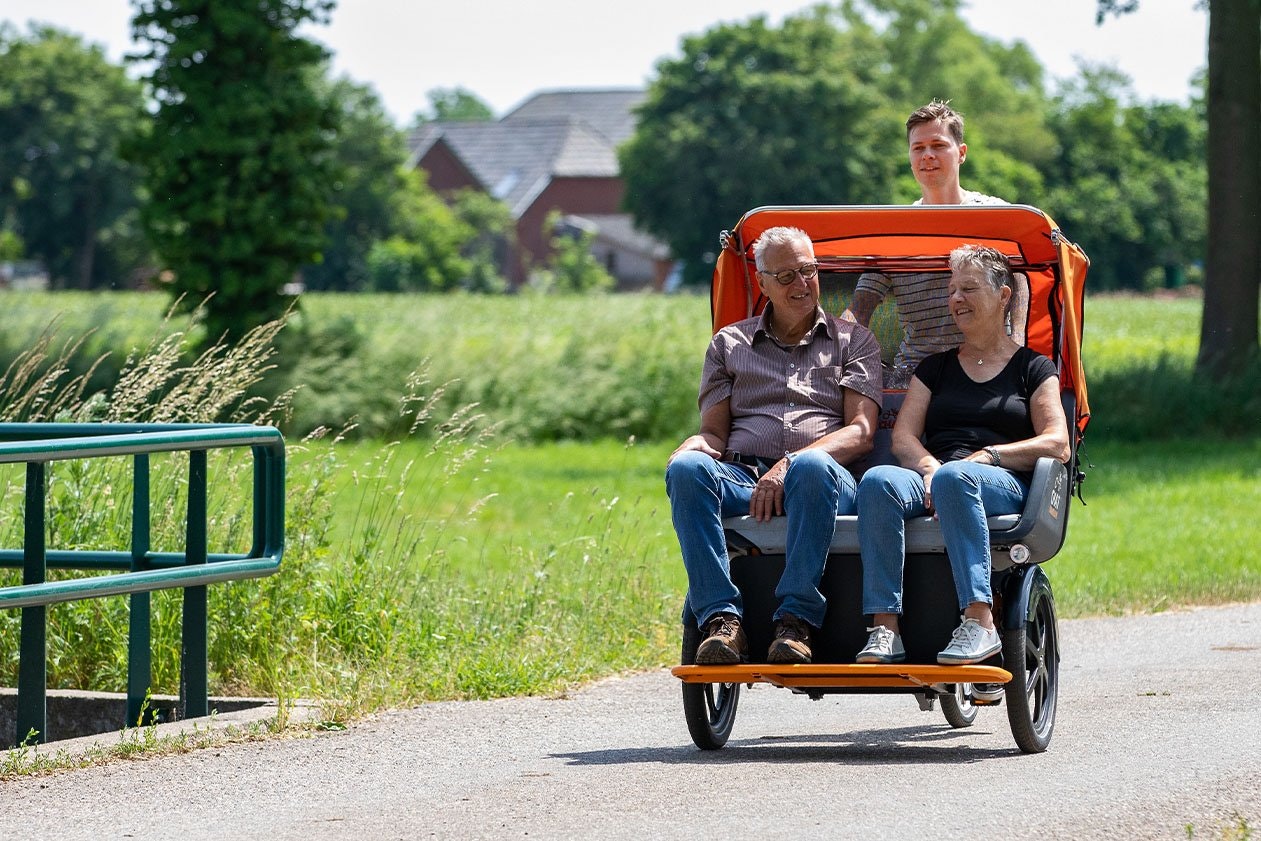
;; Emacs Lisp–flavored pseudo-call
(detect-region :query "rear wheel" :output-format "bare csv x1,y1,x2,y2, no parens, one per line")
940,684,979,728
681,622,740,749
1004,578,1059,753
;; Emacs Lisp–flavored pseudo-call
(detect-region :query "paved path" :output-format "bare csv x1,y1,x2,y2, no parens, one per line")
2,603,1259,839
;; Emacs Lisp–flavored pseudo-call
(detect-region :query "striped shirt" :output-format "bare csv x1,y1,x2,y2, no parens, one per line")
699,305,883,462
856,190,1008,372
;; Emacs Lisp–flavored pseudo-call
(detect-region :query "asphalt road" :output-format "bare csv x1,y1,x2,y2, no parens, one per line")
2,603,1259,840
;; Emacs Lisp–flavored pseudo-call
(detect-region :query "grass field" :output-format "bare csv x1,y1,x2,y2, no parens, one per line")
316,434,1261,624
0,289,1257,719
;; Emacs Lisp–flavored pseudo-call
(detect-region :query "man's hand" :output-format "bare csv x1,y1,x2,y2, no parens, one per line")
749,460,788,522
668,434,721,465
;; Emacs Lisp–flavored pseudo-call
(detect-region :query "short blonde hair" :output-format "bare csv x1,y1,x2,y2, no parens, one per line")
949,244,1013,292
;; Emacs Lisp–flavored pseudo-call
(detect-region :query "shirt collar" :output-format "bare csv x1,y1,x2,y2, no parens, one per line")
756,305,831,342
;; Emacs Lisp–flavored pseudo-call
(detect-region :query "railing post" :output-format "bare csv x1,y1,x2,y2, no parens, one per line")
180,449,209,720
16,462,47,746
127,453,152,726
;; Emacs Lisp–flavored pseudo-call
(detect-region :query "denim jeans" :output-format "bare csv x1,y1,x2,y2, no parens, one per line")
666,449,856,629
857,460,1028,615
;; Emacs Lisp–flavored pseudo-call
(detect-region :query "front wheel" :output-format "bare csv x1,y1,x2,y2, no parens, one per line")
940,684,979,728
1003,575,1059,753
681,621,740,749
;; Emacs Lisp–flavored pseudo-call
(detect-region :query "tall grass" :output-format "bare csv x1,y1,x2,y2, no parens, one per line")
0,313,681,717
0,290,1256,443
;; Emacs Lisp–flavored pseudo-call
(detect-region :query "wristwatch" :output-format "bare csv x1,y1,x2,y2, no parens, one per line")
983,446,1002,467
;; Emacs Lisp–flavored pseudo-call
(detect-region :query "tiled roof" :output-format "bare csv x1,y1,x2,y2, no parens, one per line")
502,88,646,146
407,88,645,219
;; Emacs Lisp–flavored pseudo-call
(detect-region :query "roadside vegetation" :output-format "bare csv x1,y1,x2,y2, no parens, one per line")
0,291,1257,731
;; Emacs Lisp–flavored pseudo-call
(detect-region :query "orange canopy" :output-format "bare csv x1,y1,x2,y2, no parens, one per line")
711,205,1090,435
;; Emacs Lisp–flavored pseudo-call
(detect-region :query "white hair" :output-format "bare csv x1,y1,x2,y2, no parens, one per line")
752,227,813,271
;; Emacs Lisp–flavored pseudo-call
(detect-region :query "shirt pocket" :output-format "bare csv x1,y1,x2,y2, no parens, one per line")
803,365,845,406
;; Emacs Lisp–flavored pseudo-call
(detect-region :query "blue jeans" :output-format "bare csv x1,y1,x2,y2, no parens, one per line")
666,449,856,629
857,460,1028,615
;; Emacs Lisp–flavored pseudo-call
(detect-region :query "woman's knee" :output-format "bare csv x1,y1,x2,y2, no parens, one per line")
931,460,981,497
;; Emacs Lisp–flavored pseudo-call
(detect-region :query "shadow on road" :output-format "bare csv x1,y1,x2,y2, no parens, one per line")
552,724,1019,766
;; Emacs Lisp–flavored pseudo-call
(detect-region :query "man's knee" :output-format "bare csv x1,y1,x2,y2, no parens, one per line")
787,449,843,480
665,451,719,497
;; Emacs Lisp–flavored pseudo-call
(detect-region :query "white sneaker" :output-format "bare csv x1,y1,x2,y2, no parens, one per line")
970,683,1004,704
856,625,906,663
937,618,1001,665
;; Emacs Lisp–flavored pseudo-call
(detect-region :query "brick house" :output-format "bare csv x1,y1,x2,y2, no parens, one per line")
406,88,672,290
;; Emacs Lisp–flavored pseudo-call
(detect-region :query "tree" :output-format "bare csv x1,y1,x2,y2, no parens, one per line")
364,168,472,292
1040,66,1206,290
621,8,899,286
450,189,514,293
620,0,1059,286
1099,0,1260,374
410,87,495,127
526,213,614,294
127,0,338,342
0,25,148,288
302,74,411,292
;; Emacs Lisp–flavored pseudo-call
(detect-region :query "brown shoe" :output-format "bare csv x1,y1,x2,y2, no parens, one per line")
767,614,814,663
695,612,747,664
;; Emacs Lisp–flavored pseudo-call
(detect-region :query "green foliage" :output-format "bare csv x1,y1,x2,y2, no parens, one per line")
450,189,513,293
412,87,495,125
301,74,412,292
621,6,898,285
1,290,1256,445
0,24,148,288
127,0,338,342
364,169,473,291
526,213,615,294
1041,68,1207,291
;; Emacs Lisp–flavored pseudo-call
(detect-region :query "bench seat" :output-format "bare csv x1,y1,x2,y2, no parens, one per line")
723,455,1071,569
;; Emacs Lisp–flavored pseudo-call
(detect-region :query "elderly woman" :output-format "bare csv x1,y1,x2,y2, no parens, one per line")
855,244,1070,666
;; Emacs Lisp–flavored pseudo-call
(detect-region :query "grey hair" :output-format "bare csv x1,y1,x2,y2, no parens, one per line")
949,244,1013,293
752,226,813,271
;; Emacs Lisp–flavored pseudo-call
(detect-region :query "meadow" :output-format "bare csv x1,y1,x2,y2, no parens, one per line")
0,290,1257,722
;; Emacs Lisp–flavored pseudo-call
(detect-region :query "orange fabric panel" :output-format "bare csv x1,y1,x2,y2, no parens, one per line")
709,205,1090,434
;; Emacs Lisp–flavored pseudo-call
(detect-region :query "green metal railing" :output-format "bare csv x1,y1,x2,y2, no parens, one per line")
0,423,285,746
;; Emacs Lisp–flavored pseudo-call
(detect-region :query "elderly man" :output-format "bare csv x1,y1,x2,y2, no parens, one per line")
666,226,882,664
843,100,1028,386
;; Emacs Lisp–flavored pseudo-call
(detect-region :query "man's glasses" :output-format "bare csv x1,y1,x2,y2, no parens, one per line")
758,263,819,285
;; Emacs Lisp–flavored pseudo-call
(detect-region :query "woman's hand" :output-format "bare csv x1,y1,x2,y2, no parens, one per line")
921,465,937,513
749,460,788,522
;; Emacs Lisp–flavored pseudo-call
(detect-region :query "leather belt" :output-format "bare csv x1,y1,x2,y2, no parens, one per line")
724,452,779,477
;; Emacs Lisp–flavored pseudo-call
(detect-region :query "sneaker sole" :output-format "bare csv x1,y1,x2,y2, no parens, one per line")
855,652,907,664
936,642,1002,665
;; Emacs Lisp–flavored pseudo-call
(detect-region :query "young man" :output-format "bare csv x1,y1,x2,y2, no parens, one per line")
666,226,882,664
843,100,1028,387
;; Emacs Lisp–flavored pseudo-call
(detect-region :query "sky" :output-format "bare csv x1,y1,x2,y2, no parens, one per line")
0,0,1208,124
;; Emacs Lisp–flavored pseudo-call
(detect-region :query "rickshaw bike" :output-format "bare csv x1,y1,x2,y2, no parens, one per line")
671,204,1090,754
